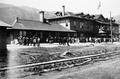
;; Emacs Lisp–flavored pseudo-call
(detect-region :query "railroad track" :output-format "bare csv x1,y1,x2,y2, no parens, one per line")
0,50,120,77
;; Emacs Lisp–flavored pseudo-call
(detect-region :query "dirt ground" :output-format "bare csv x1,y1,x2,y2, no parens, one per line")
57,55,120,79
21,55,120,79
6,42,120,66
1,42,120,79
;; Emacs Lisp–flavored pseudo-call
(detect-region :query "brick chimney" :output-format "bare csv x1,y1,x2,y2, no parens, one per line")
16,17,19,23
39,11,44,22
62,5,65,16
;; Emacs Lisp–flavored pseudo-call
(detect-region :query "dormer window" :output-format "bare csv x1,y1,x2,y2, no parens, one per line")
55,12,62,16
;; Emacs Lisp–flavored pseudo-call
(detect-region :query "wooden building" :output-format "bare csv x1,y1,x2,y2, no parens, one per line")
7,17,75,43
6,10,119,43
94,14,119,39
47,15,98,42
47,13,119,42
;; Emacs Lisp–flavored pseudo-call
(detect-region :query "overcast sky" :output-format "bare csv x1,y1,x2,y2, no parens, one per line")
0,0,120,18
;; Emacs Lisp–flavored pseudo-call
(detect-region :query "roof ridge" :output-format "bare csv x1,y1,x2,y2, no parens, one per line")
18,18,40,22
16,17,52,25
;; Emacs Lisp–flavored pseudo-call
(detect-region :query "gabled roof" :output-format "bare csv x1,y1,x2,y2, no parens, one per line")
94,14,106,22
0,20,11,27
11,18,75,32
94,15,101,19
47,15,93,21
47,15,80,20
44,11,75,19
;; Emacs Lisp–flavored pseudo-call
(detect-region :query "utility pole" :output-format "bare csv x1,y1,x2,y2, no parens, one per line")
110,11,113,43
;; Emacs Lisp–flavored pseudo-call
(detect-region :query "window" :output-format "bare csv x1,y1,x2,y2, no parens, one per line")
73,21,77,25
80,22,84,29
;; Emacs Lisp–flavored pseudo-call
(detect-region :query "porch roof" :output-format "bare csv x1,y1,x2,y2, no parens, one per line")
10,19,75,32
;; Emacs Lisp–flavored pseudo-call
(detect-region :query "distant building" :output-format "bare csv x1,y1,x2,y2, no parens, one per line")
47,11,119,42
93,14,119,39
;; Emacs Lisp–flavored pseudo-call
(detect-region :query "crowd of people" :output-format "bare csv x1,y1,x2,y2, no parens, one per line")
87,37,119,43
11,36,74,46
11,36,41,47
11,35,119,47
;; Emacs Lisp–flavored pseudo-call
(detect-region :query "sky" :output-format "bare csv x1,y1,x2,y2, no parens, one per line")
0,0,120,18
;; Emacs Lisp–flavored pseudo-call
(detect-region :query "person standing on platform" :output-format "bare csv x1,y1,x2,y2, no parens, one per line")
33,37,37,46
37,37,41,47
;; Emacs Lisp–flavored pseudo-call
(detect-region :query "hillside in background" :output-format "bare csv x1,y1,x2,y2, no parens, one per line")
0,3,58,25
0,3,120,25
0,3,40,25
